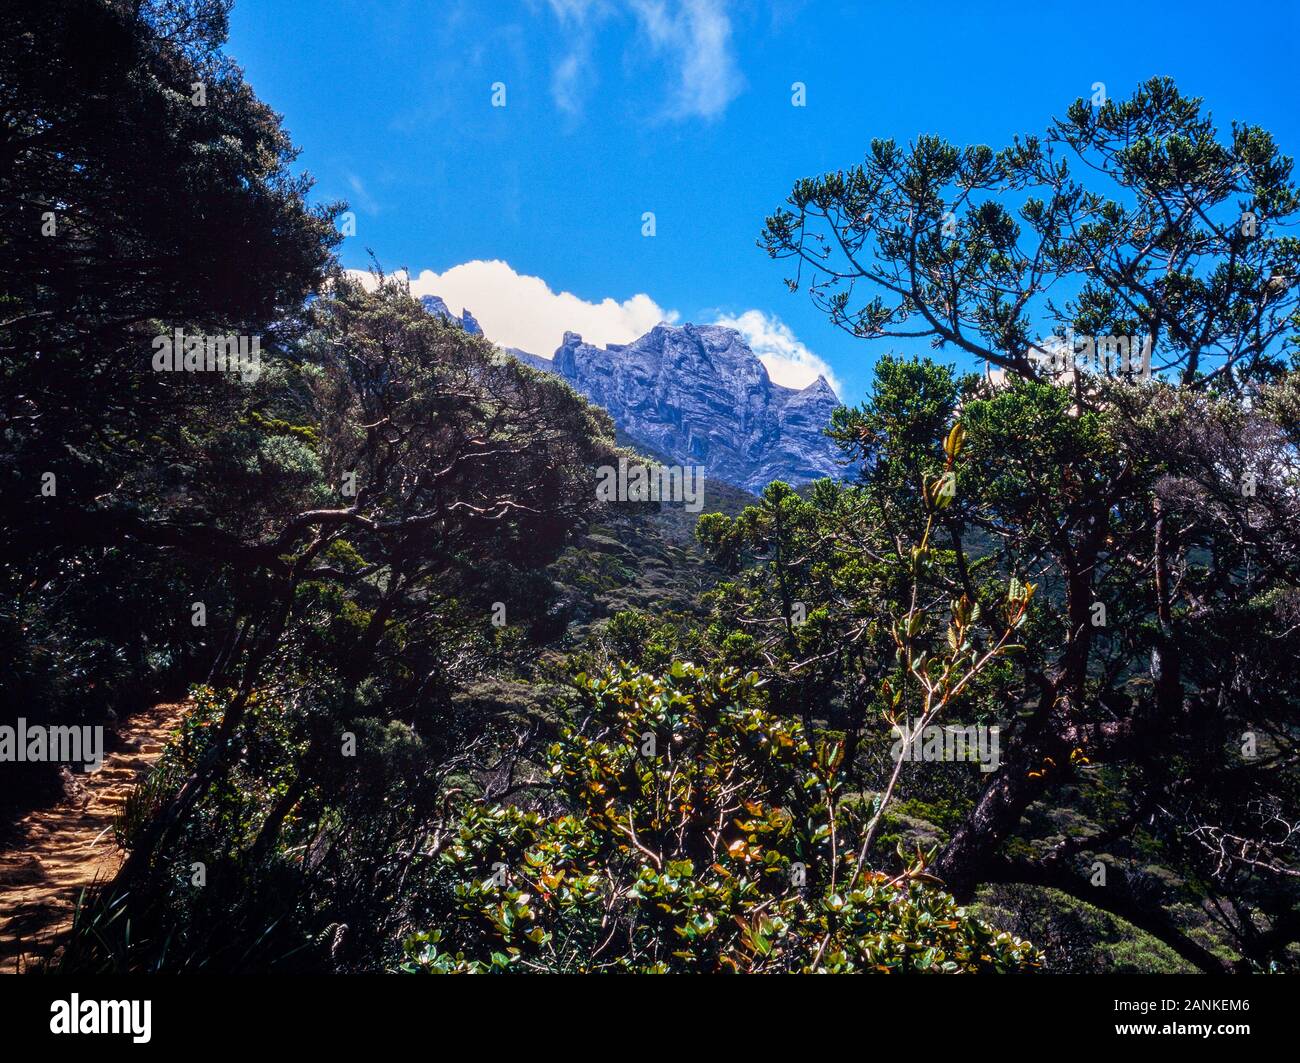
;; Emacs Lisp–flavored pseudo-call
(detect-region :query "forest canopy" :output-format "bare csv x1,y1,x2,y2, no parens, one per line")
1,1,1296,975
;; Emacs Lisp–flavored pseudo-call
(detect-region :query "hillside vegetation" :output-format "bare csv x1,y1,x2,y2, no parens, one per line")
2,1,1297,973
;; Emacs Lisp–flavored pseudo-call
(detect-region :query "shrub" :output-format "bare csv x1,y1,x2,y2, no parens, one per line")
402,664,1039,973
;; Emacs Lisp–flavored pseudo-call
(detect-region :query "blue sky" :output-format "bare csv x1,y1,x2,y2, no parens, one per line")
229,0,1300,404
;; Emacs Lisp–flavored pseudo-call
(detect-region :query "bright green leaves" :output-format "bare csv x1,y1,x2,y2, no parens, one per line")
401,664,1040,974
927,469,957,511
1005,576,1037,630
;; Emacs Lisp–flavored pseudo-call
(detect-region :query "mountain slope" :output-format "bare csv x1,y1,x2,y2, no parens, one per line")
418,296,849,492
420,294,482,335
548,324,845,492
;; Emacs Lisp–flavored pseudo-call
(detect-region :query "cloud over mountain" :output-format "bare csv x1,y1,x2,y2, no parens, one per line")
348,260,677,355
712,309,841,394
346,262,836,395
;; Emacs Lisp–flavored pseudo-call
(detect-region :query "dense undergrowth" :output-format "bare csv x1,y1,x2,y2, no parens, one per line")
4,1,1298,974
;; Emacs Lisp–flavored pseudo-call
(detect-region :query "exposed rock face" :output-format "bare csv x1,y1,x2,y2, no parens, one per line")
547,324,845,492
417,297,846,492
504,347,556,374
419,294,482,334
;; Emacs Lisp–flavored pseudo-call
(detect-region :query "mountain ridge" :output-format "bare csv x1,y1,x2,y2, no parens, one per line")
425,300,848,492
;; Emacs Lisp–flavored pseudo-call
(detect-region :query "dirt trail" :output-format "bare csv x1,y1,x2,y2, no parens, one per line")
0,701,188,973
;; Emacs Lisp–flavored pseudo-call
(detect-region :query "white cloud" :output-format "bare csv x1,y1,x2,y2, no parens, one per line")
348,259,677,356
345,174,381,215
630,0,744,120
545,0,610,115
344,263,838,393
552,47,587,114
712,309,841,394
541,0,743,120
546,0,607,19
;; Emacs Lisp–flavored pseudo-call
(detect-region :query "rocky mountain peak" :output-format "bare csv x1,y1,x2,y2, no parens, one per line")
418,297,849,492
542,322,846,492
419,294,481,335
